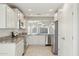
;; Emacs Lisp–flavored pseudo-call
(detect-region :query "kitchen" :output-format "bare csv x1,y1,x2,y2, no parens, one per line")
0,4,27,56
0,3,79,56
0,3,59,56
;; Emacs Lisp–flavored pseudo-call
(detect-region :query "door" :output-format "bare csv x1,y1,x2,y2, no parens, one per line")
62,4,73,56
58,4,73,56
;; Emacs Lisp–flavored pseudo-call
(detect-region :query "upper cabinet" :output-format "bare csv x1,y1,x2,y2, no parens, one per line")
0,5,5,28
6,6,18,28
14,8,26,29
0,4,18,29
0,4,26,29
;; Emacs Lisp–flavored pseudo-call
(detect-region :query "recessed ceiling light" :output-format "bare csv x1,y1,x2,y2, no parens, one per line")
28,9,32,11
49,9,53,12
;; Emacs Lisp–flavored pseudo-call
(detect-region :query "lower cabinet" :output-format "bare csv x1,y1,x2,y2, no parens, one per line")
0,39,24,56
0,43,16,56
16,38,24,56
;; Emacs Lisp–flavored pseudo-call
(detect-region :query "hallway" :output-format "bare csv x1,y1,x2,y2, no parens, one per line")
25,46,54,56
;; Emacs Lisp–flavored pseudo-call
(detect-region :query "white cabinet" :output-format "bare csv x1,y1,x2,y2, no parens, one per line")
0,38,24,56
0,43,16,56
6,6,18,28
16,38,24,56
14,8,26,29
0,4,18,28
0,5,6,28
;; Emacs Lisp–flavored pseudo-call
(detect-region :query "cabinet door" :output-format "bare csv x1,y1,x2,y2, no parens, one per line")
13,11,18,28
0,5,6,28
0,5,18,29
16,38,24,56
0,43,15,56
6,6,18,28
6,6,13,28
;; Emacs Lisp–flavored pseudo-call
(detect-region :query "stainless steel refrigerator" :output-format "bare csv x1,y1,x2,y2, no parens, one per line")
53,20,58,55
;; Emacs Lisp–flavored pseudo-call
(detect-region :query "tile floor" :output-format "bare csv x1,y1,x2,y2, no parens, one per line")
25,45,54,56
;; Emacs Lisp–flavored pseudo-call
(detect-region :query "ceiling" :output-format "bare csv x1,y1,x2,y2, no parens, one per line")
8,3,63,17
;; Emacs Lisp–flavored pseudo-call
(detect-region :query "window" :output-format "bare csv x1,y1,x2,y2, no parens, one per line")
31,26,38,34
27,20,54,35
39,27,48,34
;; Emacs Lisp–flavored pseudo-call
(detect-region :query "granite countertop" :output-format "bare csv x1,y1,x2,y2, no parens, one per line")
27,33,54,36
0,34,26,44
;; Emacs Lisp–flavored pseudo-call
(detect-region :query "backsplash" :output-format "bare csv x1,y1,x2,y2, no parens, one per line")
0,29,26,37
0,31,10,37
